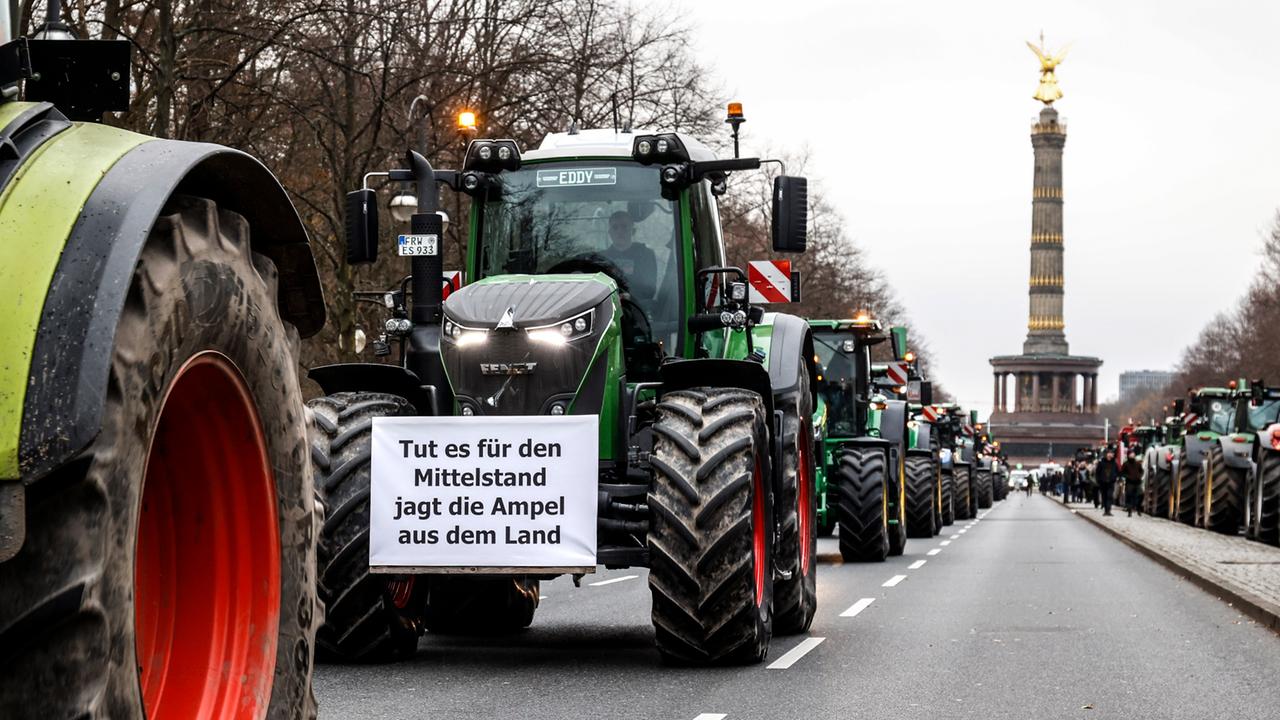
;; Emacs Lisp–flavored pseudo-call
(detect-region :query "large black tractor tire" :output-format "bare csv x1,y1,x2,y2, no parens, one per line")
975,469,994,509
905,457,937,538
1150,467,1172,519
1256,451,1280,546
308,392,425,662
835,447,891,562
1201,446,1245,536
0,197,320,719
422,576,540,634
954,467,973,521
1175,452,1198,525
773,370,818,634
940,470,956,527
648,389,774,665
888,456,908,557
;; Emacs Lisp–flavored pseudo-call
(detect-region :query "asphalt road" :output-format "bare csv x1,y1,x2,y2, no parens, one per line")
315,493,1280,719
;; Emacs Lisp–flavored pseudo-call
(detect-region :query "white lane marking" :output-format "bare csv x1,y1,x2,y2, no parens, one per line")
940,540,952,546
693,715,727,720
840,597,875,618
588,574,638,587
950,534,960,539
959,529,968,534
927,548,941,556
908,560,927,570
767,637,826,669
882,574,907,587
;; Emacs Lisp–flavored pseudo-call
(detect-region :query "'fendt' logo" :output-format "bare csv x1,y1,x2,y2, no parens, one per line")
480,362,537,376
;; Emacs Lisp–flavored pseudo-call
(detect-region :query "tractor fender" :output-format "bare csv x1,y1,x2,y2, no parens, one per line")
880,400,907,445
659,358,775,420
907,422,934,457
833,436,891,456
1218,435,1255,470
763,312,817,408
1183,434,1214,468
6,108,325,484
308,363,436,416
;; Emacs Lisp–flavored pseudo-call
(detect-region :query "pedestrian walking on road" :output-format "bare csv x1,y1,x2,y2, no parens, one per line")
1086,463,1099,508
1121,452,1144,517
1095,448,1119,516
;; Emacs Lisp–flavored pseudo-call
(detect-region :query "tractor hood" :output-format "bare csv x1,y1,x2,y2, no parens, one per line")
444,274,615,329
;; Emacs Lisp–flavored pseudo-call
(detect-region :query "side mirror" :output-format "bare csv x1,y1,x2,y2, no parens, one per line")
920,381,933,406
771,176,807,253
346,189,378,265
890,326,908,361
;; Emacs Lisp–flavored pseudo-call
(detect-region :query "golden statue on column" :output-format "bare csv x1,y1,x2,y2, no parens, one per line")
1027,32,1070,105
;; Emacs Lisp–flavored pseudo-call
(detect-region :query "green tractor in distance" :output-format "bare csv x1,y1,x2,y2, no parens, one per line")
1197,380,1280,538
309,110,821,665
1245,384,1280,545
872,351,943,538
1145,401,1187,518
1177,385,1243,529
935,404,977,521
809,318,911,561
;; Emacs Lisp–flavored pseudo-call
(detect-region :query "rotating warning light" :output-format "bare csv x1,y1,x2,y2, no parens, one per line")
457,110,478,131
726,102,744,121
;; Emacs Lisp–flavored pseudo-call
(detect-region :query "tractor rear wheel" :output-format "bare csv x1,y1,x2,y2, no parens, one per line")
1175,452,1197,525
1256,451,1280,546
1201,446,1244,535
648,389,773,665
887,454,907,557
1151,467,1172,519
954,467,973,521
976,469,994,509
422,576,540,634
835,447,890,562
0,197,320,719
773,370,818,635
308,392,425,662
940,470,956,526
905,457,936,538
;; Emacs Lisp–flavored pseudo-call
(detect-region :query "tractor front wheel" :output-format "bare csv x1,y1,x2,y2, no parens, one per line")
940,470,956,527
954,467,973,521
834,447,890,562
975,469,994,509
308,392,425,662
648,389,773,665
773,370,818,635
1175,452,1197,525
905,456,936,538
0,197,320,718
1256,450,1280,546
1201,446,1244,535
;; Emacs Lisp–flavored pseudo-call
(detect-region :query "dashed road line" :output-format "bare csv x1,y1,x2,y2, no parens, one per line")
949,534,960,539
908,560,926,570
693,714,727,720
882,574,907,587
767,637,825,669
927,548,941,556
940,540,952,546
588,574,638,587
840,598,875,618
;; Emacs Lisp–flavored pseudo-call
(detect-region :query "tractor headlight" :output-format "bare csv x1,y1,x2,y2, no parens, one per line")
631,133,689,164
527,309,594,344
442,315,487,347
463,139,522,172
729,282,748,302
637,139,652,156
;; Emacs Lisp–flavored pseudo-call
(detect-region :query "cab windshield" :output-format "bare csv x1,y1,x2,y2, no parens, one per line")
1204,397,1236,434
477,161,680,350
813,330,862,435
1248,399,1280,431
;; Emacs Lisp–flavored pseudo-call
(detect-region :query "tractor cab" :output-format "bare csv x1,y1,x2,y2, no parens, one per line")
810,316,886,438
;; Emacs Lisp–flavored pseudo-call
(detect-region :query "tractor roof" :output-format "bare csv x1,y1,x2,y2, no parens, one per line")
524,128,719,162
808,318,884,335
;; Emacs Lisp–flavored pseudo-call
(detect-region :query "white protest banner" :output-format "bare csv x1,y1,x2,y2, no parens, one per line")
369,415,598,573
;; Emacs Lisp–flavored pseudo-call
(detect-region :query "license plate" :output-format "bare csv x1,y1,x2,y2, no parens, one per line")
397,234,438,256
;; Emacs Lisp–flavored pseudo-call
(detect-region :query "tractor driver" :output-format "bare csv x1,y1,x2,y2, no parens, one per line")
600,210,657,301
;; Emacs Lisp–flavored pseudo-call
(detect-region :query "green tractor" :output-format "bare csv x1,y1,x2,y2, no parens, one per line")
935,404,978,521
873,352,944,538
1245,384,1280,545
307,110,821,665
1192,380,1280,538
1179,385,1245,530
1144,402,1187,518
809,318,911,561
0,5,324,717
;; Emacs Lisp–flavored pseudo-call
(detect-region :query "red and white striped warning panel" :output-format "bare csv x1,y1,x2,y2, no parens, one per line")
747,260,792,304
442,271,463,300
962,425,975,437
1183,413,1198,427
885,361,909,386
921,405,939,423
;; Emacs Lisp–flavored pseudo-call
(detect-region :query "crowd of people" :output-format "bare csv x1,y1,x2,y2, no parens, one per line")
1042,445,1147,517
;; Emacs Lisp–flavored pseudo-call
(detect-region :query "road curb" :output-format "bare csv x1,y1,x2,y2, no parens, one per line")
1059,498,1280,634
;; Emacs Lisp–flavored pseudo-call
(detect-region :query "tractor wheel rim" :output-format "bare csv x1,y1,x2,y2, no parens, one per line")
135,352,280,720
752,453,767,607
797,422,814,576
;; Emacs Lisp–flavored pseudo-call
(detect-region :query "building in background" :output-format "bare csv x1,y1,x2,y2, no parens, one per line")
989,37,1106,465
1119,369,1175,401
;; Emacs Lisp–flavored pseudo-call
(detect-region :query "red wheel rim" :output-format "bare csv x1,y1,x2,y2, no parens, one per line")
797,423,814,575
135,352,280,720
389,576,416,609
751,454,767,607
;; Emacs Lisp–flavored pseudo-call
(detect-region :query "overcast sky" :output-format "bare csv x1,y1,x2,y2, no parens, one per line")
682,0,1280,415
